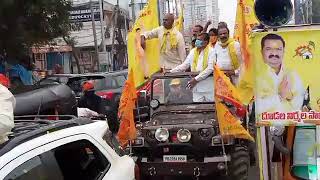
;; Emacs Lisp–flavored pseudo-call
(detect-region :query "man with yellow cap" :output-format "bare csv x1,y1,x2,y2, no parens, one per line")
170,32,215,102
166,78,189,104
141,13,186,71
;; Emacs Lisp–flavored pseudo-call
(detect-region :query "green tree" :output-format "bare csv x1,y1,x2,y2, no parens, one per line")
0,0,76,59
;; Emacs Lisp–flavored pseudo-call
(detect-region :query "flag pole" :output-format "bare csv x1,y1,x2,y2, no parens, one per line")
157,0,161,26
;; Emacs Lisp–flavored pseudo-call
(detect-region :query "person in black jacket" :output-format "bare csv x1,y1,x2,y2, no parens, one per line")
78,81,119,133
78,81,106,115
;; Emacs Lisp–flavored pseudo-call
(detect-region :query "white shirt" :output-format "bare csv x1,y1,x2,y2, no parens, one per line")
0,84,15,144
171,47,215,101
171,47,215,81
143,26,186,70
256,65,305,116
214,41,242,72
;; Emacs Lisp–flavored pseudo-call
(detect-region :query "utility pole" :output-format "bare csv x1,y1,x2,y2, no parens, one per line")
99,0,107,72
111,0,119,71
90,0,100,72
99,0,106,52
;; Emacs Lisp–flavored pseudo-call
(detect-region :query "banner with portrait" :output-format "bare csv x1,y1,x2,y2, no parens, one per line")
252,28,320,126
251,27,320,180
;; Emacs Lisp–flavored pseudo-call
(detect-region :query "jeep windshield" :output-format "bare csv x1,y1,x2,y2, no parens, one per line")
151,76,214,105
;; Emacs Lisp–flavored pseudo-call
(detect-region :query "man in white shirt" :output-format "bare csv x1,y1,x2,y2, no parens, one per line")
141,13,186,71
0,81,15,144
256,33,305,116
215,25,243,84
171,33,215,102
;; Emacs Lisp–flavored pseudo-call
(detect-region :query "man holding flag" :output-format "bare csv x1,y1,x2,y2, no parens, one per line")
215,24,243,85
140,13,186,71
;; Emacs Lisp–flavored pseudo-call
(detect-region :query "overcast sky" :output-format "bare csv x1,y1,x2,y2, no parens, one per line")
218,0,237,35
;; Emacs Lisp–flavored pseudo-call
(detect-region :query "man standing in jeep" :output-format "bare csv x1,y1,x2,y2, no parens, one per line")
170,32,215,102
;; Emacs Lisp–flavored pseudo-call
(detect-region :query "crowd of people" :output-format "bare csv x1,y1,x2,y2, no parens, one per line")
0,13,244,144
140,13,243,103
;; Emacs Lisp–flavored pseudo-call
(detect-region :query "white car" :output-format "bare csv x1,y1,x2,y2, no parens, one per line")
0,117,136,180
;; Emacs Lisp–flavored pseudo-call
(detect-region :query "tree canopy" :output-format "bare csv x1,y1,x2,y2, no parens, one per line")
0,0,74,59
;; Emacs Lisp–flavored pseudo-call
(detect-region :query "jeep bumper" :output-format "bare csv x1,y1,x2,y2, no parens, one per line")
133,156,231,176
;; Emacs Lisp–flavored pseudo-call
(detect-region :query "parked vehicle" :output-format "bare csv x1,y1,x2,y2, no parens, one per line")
13,84,77,117
0,116,136,180
131,72,255,180
37,70,128,120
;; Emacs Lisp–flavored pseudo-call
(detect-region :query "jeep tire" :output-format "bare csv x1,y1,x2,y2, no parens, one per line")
229,145,250,180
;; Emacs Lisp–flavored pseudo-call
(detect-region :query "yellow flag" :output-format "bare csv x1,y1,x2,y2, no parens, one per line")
174,7,184,32
216,102,255,142
128,0,161,88
214,65,254,142
234,0,259,105
117,69,138,147
214,65,242,105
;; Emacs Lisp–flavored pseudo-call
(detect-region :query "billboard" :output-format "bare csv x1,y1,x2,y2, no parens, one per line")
253,29,320,125
69,2,101,22
251,27,320,180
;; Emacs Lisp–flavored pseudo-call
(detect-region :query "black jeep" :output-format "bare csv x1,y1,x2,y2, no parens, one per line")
132,72,255,180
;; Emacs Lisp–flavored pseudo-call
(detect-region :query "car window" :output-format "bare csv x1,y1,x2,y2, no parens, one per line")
152,77,214,104
96,77,117,90
4,152,64,180
5,140,110,180
114,75,126,87
94,79,107,91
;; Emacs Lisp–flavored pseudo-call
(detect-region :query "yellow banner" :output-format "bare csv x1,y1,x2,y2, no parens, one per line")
117,70,137,147
128,0,160,88
251,29,320,125
234,0,259,105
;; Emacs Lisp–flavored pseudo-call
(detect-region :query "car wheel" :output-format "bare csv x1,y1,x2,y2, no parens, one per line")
229,145,250,180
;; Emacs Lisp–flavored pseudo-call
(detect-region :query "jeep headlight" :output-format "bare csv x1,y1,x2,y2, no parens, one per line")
177,129,191,143
155,128,169,142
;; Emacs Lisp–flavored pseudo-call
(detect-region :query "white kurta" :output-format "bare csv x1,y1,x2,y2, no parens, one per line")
214,41,243,84
143,26,186,70
171,47,215,102
0,84,15,144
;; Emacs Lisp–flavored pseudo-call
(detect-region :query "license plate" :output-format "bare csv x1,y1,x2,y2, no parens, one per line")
163,155,187,162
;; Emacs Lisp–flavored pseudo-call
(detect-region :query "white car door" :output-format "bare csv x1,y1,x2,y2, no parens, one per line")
0,134,135,180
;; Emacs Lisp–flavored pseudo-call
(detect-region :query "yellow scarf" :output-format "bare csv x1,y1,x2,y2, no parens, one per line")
192,45,210,72
160,28,178,53
256,65,296,112
220,38,240,70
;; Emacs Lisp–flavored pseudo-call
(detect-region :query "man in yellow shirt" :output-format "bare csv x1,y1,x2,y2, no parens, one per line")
141,13,186,71
256,33,305,117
